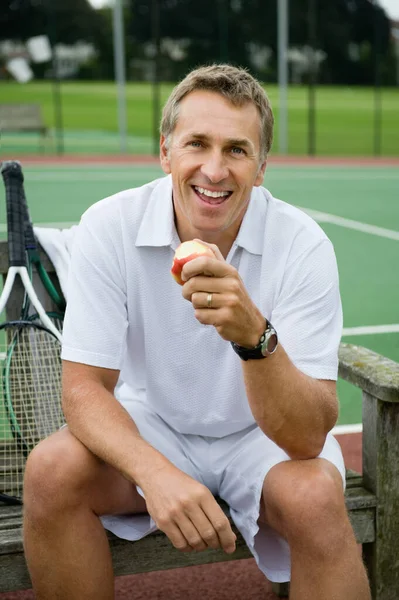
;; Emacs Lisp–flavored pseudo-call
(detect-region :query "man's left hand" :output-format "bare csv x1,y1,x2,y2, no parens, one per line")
181,241,265,347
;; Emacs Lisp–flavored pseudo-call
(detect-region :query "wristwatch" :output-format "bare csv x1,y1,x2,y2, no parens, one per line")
231,319,278,361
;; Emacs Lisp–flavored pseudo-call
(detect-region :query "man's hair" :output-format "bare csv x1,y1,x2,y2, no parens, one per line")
160,64,274,161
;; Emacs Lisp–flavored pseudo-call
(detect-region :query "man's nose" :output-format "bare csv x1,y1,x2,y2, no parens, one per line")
200,151,229,183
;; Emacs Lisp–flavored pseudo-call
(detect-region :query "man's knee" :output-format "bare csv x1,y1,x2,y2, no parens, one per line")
263,458,349,552
24,429,97,520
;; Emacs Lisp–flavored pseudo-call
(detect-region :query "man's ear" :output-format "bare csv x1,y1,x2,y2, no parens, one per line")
254,159,267,186
160,135,171,174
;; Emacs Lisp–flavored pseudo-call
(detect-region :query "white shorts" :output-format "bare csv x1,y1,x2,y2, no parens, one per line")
101,399,346,583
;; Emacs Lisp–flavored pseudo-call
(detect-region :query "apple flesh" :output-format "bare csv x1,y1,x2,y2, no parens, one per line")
171,240,214,285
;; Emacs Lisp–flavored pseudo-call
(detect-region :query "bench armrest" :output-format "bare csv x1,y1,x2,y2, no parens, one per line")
339,342,399,403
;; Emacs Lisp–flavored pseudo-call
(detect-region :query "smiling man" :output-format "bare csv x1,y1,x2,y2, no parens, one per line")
23,65,370,600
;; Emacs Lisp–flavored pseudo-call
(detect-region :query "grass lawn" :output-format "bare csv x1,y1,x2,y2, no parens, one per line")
1,81,398,156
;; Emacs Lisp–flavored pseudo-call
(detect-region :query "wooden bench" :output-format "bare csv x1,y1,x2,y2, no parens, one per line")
0,104,48,152
0,245,398,599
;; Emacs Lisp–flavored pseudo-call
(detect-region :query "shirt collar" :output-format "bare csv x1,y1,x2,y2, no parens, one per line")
135,175,180,249
234,186,269,255
135,175,269,255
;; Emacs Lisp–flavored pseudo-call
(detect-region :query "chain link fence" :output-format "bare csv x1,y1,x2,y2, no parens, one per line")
0,0,398,156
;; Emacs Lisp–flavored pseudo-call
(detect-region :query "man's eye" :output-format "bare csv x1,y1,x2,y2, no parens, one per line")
231,147,245,155
190,141,202,148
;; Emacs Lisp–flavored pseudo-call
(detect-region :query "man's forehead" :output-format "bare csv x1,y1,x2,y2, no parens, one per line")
179,89,258,115
174,91,260,142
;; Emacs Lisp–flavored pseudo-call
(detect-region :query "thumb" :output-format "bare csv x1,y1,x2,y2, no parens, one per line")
193,238,225,262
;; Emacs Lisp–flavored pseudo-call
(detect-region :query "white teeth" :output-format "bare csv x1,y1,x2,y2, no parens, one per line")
195,186,230,198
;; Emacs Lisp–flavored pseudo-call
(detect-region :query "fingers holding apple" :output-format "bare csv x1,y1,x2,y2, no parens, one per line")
170,240,215,285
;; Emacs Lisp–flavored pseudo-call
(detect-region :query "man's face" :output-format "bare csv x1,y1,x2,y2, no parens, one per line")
160,90,267,244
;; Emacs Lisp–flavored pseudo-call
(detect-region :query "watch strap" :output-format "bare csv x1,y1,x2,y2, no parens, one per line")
231,319,278,361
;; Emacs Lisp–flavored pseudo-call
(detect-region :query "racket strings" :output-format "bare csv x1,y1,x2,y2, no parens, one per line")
0,325,64,502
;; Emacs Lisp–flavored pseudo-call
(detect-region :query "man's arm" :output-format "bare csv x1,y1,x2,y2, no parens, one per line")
62,360,170,485
181,244,339,460
62,360,237,554
241,345,338,460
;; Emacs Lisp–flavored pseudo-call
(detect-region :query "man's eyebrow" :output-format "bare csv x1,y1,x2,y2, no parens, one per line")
226,137,254,150
184,132,255,150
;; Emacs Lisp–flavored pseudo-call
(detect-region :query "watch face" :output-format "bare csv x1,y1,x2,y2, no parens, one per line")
261,328,278,356
267,332,278,353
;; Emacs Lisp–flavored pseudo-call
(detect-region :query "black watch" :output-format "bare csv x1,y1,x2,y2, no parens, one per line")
231,319,278,361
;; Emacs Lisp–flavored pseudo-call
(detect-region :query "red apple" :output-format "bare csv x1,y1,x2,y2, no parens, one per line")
171,240,214,285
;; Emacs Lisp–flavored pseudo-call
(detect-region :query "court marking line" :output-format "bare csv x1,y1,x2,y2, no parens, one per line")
0,204,398,241
342,324,399,336
14,167,399,182
300,208,399,241
332,424,362,435
0,219,397,244
0,222,78,232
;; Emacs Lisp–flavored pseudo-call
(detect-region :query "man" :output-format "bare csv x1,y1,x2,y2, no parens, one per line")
23,64,371,599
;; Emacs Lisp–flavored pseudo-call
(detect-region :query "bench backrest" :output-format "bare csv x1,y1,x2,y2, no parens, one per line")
0,104,46,133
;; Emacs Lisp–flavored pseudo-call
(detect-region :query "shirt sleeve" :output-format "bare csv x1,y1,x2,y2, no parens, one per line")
61,207,128,370
270,239,343,380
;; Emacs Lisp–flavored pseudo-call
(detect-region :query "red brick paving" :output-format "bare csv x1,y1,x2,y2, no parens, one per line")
0,433,361,600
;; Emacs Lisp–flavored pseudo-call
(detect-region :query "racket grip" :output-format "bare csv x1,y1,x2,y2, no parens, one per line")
1,161,26,267
21,187,37,251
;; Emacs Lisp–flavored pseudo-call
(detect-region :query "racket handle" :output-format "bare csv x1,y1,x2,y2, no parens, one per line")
1,161,26,267
20,180,37,251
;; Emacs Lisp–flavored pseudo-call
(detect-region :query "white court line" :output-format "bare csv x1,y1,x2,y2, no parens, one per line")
0,208,398,243
22,171,399,182
0,222,78,233
22,171,163,182
342,324,399,336
332,424,363,435
300,207,399,241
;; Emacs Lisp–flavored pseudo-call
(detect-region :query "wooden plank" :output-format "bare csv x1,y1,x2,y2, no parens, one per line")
362,392,399,600
345,471,363,489
344,487,377,510
0,531,254,594
339,343,399,403
348,509,375,544
109,524,252,577
0,552,32,593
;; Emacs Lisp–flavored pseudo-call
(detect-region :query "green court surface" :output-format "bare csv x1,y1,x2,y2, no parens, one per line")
0,162,398,429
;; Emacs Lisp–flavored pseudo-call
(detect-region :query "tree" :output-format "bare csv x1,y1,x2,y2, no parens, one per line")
129,0,396,85
1,0,114,78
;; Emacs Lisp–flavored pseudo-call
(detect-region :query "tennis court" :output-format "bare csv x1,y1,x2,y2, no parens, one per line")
0,159,398,430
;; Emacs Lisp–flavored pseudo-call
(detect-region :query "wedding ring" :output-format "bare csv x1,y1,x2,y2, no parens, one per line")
207,293,213,309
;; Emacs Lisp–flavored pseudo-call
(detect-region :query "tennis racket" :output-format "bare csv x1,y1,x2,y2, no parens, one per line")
0,161,65,505
20,175,66,315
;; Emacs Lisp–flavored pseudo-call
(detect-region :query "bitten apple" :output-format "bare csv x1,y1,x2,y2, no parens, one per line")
171,240,214,285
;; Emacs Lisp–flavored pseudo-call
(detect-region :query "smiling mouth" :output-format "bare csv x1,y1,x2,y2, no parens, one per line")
192,185,232,205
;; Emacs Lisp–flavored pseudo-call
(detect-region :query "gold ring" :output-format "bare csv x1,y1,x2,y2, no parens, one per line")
207,293,213,309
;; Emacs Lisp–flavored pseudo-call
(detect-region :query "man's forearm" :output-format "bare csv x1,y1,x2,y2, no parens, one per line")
62,381,171,488
241,344,338,460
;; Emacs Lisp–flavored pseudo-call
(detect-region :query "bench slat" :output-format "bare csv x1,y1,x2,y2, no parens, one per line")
0,104,47,133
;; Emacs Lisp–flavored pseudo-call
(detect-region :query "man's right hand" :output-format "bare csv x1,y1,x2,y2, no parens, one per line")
139,465,237,554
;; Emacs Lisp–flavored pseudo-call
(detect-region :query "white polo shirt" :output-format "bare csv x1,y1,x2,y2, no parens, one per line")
61,175,343,437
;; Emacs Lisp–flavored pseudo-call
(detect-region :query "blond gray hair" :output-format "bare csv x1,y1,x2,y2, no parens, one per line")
160,64,274,161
